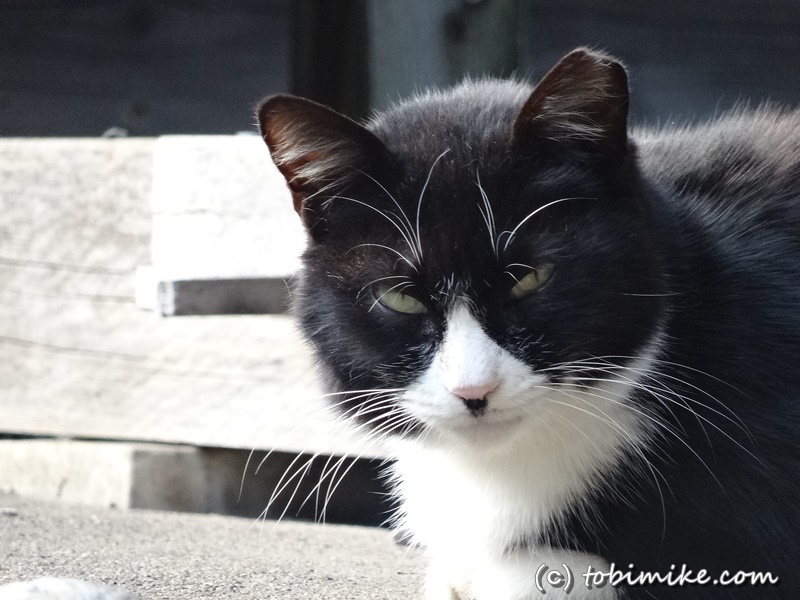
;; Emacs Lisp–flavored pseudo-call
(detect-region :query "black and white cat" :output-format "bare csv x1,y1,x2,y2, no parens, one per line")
258,49,800,599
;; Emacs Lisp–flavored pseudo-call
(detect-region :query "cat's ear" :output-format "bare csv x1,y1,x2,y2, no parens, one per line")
258,95,389,232
513,48,629,162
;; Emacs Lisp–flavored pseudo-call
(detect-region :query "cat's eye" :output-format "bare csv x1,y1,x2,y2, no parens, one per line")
375,283,428,314
508,265,553,300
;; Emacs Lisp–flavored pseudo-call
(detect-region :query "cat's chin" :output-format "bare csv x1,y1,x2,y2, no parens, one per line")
432,414,528,449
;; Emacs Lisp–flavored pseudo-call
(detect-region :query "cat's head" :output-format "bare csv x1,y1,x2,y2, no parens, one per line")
258,49,668,450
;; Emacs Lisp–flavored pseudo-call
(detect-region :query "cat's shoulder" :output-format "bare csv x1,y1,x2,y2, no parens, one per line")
632,104,800,188
634,106,800,203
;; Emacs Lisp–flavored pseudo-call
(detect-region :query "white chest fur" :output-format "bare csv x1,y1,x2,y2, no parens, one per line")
387,304,661,599
391,434,622,599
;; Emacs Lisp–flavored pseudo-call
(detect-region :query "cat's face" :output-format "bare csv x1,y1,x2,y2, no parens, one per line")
260,49,668,450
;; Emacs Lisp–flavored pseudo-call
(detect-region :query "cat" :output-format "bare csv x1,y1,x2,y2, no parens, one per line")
257,48,800,599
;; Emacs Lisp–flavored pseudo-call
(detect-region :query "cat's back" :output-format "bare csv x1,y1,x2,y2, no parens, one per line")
635,107,800,226
636,108,800,397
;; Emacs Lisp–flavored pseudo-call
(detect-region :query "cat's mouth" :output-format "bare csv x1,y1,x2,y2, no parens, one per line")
435,410,527,445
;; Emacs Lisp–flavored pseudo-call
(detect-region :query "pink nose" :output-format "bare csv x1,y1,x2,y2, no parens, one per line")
448,381,498,401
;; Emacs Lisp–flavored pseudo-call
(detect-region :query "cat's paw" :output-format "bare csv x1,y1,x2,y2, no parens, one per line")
424,559,524,600
425,550,619,600
423,566,463,600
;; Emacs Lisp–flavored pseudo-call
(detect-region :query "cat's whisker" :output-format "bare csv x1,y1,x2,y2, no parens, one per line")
327,389,399,408
368,280,414,312
348,404,412,437
354,168,420,265
248,388,401,527
317,387,404,400
565,353,753,404
330,194,422,265
545,380,725,489
540,384,674,511
500,196,596,253
546,376,693,451
307,452,350,524
541,353,755,447
350,243,418,273
542,403,671,517
415,149,450,264
536,389,665,494
339,399,402,425
552,355,755,449
567,367,714,443
239,447,257,504
264,450,315,513
474,169,498,258
356,275,412,301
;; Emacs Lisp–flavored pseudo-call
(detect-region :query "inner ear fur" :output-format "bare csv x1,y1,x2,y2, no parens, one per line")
258,95,389,230
513,48,630,162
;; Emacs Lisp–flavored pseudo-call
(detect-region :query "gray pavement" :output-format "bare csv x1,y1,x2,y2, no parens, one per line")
0,493,423,600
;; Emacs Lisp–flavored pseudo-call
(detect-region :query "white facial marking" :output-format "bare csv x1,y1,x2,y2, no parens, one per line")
401,301,548,446
440,304,500,400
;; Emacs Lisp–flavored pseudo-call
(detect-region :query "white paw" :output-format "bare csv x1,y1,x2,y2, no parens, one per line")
424,550,619,600
423,564,463,599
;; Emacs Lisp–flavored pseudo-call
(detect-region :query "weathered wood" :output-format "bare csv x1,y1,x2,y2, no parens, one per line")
140,134,304,314
0,138,381,459
156,277,291,316
0,439,390,525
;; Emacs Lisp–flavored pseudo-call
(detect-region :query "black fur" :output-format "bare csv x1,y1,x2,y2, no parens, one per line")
259,49,800,598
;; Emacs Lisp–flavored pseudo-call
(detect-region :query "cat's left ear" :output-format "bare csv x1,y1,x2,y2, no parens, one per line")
258,95,391,233
513,48,629,163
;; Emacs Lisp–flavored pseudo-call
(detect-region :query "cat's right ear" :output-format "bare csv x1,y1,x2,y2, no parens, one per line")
258,95,390,235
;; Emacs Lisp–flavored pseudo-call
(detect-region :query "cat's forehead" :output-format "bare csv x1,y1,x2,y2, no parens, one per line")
368,79,532,162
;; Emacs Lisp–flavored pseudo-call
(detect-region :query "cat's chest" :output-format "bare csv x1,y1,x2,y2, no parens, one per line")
390,440,619,599
391,439,584,555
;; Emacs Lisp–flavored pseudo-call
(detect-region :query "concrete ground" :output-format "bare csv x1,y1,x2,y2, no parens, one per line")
0,493,423,600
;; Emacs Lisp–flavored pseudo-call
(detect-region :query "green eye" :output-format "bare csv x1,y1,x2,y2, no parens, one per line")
508,265,553,300
375,283,428,314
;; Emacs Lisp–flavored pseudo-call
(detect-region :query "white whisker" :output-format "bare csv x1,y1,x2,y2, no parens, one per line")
331,194,422,265
474,169,498,258
416,149,450,263
500,196,595,253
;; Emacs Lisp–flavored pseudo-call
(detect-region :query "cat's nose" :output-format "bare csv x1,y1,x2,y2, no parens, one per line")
450,379,497,404
461,396,488,413
449,382,498,407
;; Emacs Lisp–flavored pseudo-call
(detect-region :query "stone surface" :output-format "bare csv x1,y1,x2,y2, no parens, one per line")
0,493,423,600
0,578,138,600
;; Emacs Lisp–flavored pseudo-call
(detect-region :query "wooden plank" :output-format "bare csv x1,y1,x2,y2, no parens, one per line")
138,134,305,315
147,135,304,283
0,440,390,525
0,138,383,459
157,277,291,316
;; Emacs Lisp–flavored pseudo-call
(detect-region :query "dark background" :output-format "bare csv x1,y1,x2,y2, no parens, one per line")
2,0,800,137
